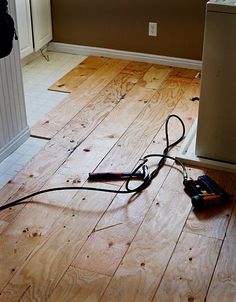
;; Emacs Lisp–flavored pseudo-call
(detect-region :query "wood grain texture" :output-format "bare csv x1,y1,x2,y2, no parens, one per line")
168,68,199,81
153,232,222,302
33,61,167,140
0,64,158,293
0,62,169,300
206,203,236,302
0,184,118,301
99,168,204,302
34,60,151,142
57,67,170,177
0,61,151,222
31,58,130,139
72,69,194,276
0,61,153,289
0,219,8,235
48,56,109,93
0,58,234,302
0,172,89,291
72,223,136,277
48,267,110,302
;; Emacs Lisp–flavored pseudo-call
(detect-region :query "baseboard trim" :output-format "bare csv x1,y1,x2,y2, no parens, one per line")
0,127,30,163
21,50,42,67
49,42,202,70
21,45,51,67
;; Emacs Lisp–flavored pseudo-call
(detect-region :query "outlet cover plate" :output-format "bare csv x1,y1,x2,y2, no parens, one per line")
149,22,157,36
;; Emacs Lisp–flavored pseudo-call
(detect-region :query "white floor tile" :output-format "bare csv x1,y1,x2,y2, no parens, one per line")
0,51,87,189
0,174,12,187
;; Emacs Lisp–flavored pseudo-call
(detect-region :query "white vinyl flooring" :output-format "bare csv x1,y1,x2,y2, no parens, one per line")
0,51,86,188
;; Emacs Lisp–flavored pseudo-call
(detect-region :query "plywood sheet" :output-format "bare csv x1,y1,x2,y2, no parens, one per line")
48,56,108,93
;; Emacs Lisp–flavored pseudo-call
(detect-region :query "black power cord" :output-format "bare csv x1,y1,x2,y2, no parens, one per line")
0,115,188,212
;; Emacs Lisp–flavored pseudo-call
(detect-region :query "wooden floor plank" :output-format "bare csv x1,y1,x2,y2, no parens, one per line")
71,76,199,277
168,68,199,81
48,56,109,93
0,184,118,301
153,232,222,302
71,71,194,276
31,58,130,139
96,73,192,174
47,267,111,302
31,59,154,138
0,180,25,210
0,63,168,296
0,65,161,291
0,61,152,223
121,62,168,75
57,66,171,177
0,172,88,291
0,219,8,234
206,203,236,302
2,59,232,302
170,78,199,134
99,167,204,302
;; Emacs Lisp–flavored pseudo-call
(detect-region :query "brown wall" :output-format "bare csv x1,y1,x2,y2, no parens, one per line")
51,0,208,60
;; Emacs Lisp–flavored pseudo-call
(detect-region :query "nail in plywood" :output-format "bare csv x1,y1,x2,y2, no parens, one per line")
48,56,109,93
153,232,222,302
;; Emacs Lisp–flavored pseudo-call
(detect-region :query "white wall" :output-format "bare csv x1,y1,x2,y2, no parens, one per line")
0,0,30,162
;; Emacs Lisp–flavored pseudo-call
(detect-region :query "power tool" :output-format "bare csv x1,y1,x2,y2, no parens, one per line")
88,171,145,181
183,175,230,211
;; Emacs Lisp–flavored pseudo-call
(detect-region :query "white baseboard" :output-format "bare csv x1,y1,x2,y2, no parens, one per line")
49,42,202,70
21,50,42,67
21,45,51,67
0,127,30,163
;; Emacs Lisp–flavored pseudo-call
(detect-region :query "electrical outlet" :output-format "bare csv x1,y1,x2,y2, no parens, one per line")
149,22,157,36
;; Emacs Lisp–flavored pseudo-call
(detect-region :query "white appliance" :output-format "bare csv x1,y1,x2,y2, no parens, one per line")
196,0,236,164
177,0,236,172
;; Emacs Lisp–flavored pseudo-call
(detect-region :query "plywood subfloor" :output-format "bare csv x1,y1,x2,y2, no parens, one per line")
0,57,236,302
48,56,109,93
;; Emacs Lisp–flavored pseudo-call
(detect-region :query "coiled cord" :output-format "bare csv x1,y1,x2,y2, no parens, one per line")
0,114,188,211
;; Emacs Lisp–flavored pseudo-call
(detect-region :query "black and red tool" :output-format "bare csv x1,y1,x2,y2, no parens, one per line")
89,171,145,181
183,175,230,210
